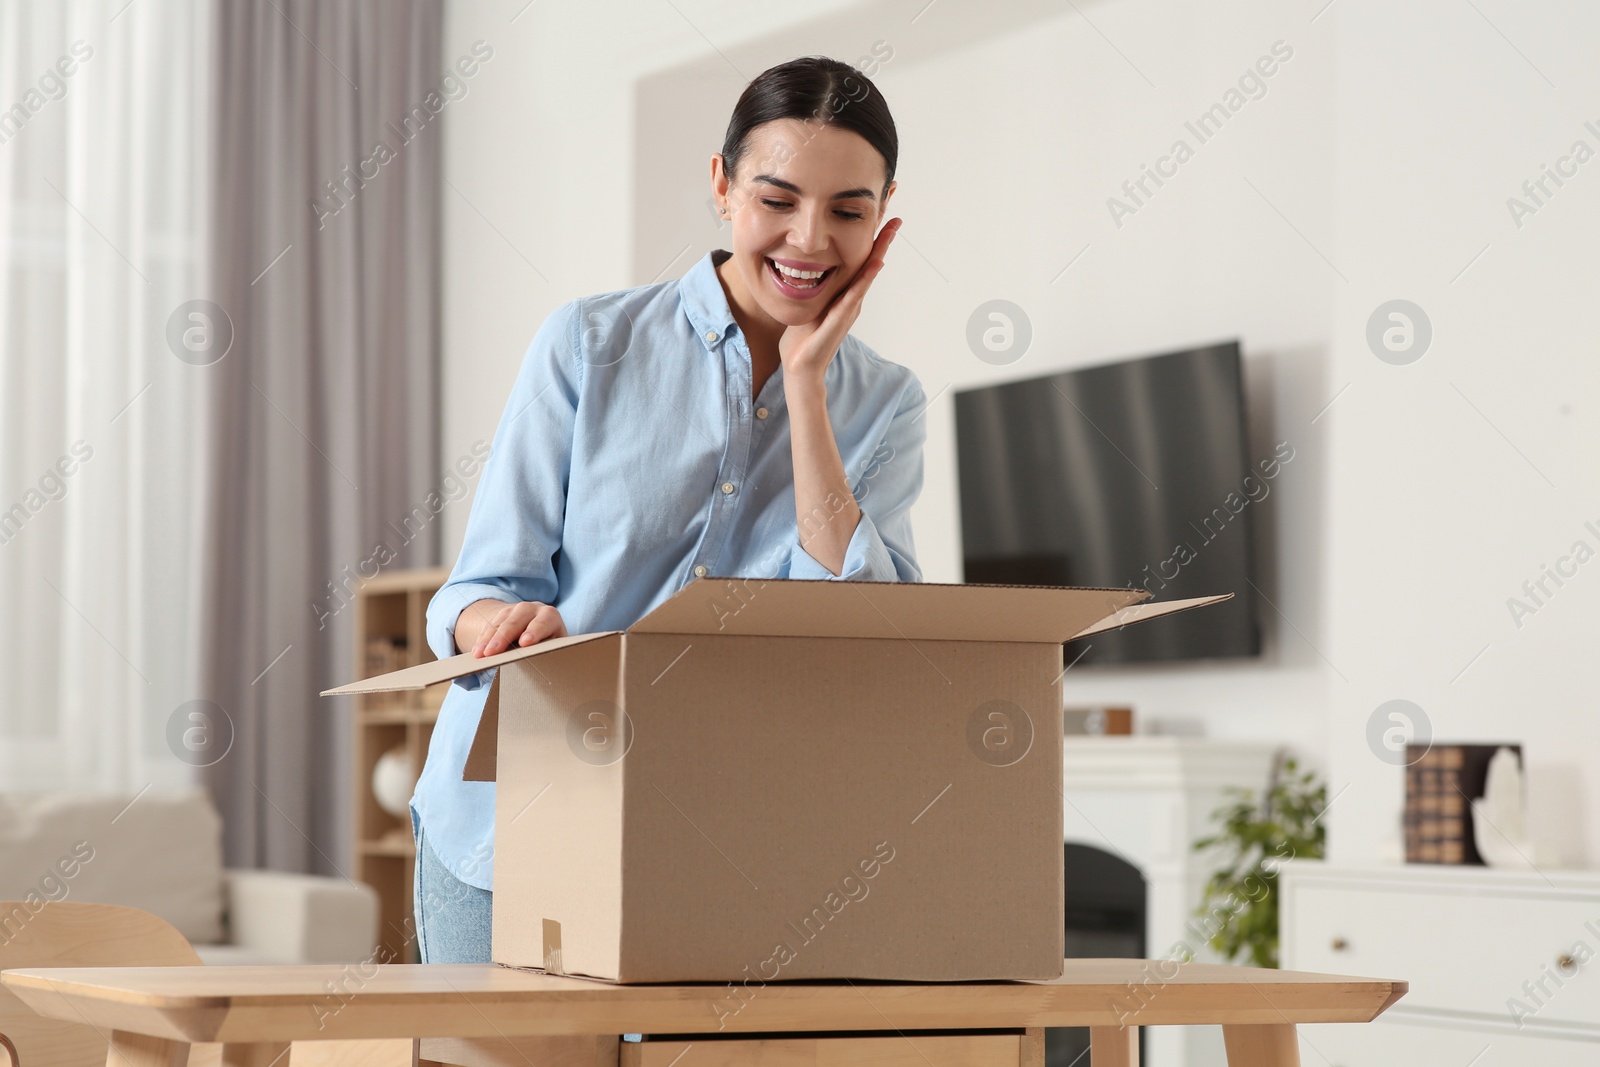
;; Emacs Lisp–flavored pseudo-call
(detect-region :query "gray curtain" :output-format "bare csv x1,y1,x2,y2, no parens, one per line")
198,0,442,875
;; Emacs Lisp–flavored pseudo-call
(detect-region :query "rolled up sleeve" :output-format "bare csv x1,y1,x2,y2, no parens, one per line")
426,300,581,690
789,373,926,583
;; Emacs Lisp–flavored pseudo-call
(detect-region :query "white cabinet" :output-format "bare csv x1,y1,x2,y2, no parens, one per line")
1296,1017,1600,1067
1281,860,1600,1061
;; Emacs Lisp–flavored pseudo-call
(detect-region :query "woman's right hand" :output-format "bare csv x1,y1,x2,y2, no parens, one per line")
456,599,568,658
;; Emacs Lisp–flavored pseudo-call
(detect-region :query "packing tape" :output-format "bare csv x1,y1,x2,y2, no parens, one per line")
542,917,565,975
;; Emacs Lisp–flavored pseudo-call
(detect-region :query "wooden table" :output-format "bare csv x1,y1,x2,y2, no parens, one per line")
1,959,1405,1067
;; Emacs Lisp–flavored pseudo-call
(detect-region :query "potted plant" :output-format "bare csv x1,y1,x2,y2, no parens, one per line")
1191,755,1326,968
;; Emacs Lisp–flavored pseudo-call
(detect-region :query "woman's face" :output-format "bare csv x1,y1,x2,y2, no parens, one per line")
712,118,896,331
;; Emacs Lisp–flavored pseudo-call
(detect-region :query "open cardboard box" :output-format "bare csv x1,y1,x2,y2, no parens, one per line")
324,578,1230,985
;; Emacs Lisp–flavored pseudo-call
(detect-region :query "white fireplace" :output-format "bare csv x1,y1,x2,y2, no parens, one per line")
1061,736,1279,1067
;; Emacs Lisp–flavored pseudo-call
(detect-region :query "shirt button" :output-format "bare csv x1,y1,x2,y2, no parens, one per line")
755,407,768,420
721,481,735,495
704,330,718,343
693,564,708,578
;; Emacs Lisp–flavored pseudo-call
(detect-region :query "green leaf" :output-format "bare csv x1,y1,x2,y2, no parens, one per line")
1189,757,1326,968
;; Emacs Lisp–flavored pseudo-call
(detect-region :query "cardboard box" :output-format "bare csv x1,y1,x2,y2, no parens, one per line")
324,578,1228,985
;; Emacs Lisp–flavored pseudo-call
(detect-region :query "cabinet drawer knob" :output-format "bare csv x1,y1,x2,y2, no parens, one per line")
1330,937,1348,951
1557,953,1577,972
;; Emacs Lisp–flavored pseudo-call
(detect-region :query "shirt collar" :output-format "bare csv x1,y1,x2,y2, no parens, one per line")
679,248,741,349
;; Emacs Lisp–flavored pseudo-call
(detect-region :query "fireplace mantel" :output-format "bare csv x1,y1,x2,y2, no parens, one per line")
1064,735,1282,792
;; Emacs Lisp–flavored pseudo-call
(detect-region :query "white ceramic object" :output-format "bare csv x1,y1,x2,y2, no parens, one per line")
1473,746,1532,869
372,745,416,819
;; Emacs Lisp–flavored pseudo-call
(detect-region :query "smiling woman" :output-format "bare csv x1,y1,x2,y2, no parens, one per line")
711,60,900,386
708,58,907,577
410,55,927,965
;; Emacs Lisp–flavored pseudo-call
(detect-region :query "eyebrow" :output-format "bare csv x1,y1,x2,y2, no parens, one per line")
750,174,877,202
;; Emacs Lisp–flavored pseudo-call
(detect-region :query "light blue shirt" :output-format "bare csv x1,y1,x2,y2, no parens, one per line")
410,248,927,890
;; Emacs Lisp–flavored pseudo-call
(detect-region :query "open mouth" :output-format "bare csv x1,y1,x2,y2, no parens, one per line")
765,256,836,295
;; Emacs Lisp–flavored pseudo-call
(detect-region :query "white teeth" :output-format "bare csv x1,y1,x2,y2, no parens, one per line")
769,258,827,280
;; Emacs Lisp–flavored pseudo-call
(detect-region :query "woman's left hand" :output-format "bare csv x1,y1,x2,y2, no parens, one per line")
778,217,902,387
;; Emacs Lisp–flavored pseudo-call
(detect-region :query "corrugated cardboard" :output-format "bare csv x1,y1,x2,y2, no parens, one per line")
324,578,1230,985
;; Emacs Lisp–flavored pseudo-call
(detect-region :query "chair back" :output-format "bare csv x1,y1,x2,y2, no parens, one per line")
0,902,201,1067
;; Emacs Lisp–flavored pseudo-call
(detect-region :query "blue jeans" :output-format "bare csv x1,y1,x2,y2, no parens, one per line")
412,809,493,963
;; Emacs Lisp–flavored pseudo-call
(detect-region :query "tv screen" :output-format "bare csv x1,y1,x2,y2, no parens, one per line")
954,341,1263,665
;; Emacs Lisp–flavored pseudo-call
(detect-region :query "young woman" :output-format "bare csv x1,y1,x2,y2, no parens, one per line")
409,55,927,963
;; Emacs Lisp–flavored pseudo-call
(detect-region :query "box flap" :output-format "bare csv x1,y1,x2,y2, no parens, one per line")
629,578,1152,644
1068,592,1235,640
319,630,621,696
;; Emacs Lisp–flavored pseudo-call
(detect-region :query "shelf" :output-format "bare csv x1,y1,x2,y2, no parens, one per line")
352,567,450,967
361,829,414,856
359,695,446,724
354,566,452,595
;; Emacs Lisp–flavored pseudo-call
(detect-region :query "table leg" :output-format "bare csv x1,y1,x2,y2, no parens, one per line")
186,1044,223,1067
1088,1026,1138,1067
219,1042,291,1067
290,1041,417,1067
1221,1025,1300,1067
108,1032,188,1067
421,1036,614,1067
1020,1028,1044,1067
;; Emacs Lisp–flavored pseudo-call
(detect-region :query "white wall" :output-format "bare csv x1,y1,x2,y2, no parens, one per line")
440,0,1599,868
1322,1,1600,868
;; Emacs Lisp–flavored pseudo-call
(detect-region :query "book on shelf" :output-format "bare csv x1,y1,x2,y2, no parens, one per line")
1403,743,1520,865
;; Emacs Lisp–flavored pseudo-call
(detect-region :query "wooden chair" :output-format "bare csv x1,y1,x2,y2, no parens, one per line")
0,903,425,1067
0,902,222,1067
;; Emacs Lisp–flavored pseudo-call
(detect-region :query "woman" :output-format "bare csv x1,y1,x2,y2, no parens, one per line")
409,55,927,963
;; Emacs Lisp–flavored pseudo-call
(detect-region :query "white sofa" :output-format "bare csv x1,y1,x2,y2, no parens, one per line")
0,789,378,964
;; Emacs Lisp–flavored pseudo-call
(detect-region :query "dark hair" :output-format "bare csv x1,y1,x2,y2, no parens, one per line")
721,56,898,201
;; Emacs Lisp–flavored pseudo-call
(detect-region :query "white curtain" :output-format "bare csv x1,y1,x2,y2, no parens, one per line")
0,0,211,792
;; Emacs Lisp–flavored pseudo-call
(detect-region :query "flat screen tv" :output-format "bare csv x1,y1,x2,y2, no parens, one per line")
954,341,1263,666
